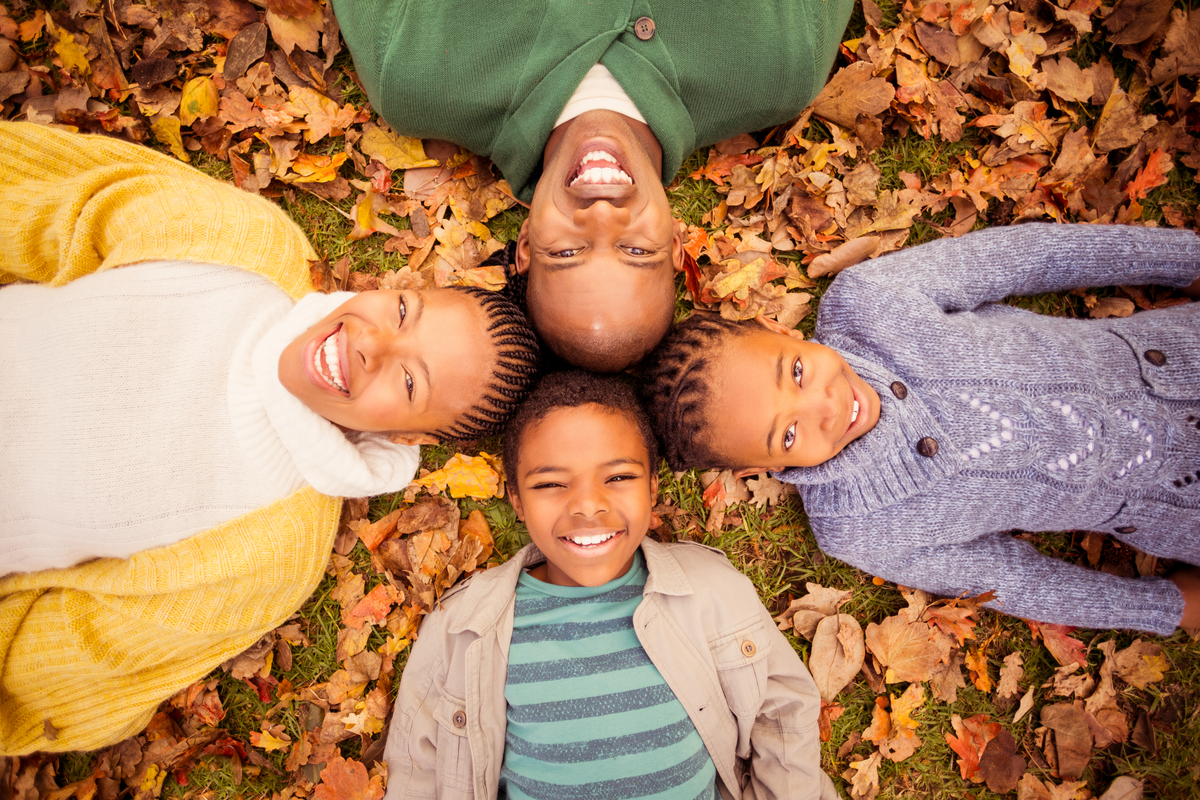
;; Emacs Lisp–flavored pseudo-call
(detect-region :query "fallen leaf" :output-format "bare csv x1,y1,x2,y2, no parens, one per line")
865,614,950,684
179,76,219,126
250,724,292,752
414,453,503,500
978,728,1026,793
841,750,882,800
809,613,865,702
945,713,1002,782
1041,703,1093,781
812,61,896,129
1112,639,1168,688
996,651,1025,700
1099,776,1144,800
313,756,384,800
151,116,190,162
360,123,439,170
807,236,881,278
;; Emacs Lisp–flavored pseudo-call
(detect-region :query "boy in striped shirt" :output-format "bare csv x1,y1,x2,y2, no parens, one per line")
381,372,836,800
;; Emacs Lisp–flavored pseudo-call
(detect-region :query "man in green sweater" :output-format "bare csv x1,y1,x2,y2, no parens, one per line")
333,0,855,370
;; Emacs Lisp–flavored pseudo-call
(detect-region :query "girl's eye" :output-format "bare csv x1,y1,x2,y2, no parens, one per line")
405,372,414,399
399,296,407,324
607,473,637,483
792,357,803,387
783,423,796,450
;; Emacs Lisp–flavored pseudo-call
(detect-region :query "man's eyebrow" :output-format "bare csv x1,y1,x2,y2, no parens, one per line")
619,255,671,271
542,258,583,273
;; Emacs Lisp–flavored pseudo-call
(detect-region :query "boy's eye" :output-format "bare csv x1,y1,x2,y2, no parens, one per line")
531,481,564,490
792,357,803,387
783,423,796,450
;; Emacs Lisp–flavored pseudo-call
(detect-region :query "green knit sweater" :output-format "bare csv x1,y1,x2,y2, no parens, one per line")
333,0,855,201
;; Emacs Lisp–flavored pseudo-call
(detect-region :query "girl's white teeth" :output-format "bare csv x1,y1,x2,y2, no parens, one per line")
314,329,346,392
569,532,617,546
850,400,860,424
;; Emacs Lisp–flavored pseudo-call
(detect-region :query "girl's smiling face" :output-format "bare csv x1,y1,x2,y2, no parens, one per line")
706,317,881,474
278,288,492,437
509,404,659,587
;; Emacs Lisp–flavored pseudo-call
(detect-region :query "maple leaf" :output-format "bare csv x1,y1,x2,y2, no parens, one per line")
1124,149,1173,200
689,150,763,186
347,583,398,630
360,123,439,170
314,756,384,800
965,649,993,692
250,724,292,752
945,713,1001,782
414,453,503,499
348,189,402,241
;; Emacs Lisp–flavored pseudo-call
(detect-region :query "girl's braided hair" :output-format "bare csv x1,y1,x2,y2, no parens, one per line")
433,285,541,443
637,314,752,471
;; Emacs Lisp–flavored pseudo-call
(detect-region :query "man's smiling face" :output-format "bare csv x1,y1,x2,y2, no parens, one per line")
516,110,683,370
277,288,492,437
705,317,881,474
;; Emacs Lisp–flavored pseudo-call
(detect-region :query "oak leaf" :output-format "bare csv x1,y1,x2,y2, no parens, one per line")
996,651,1025,700
812,61,896,130
314,756,384,800
841,750,882,800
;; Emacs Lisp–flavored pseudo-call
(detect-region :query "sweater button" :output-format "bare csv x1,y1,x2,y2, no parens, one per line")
740,640,757,657
452,709,467,728
916,437,938,457
1114,525,1137,534
1144,349,1167,366
890,381,908,399
633,16,656,40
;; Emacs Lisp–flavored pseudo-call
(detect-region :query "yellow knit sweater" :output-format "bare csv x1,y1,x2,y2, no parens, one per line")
0,122,342,754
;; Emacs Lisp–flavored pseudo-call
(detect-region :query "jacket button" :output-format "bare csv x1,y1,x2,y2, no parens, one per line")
916,437,938,457
740,640,757,657
633,16,656,40
1114,525,1137,534
890,381,908,399
452,710,467,728
1144,349,1167,366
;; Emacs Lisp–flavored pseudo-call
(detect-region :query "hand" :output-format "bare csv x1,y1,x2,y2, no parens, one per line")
1169,567,1200,629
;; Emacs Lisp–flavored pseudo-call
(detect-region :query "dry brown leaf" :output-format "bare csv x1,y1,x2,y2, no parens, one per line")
1112,639,1168,688
978,728,1026,794
996,651,1025,700
809,613,865,702
807,236,881,278
811,61,896,130
841,750,882,800
1041,703,1093,781
866,615,950,684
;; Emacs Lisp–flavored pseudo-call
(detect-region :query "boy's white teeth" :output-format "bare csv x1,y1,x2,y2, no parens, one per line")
850,400,860,424
571,151,632,186
314,329,346,392
568,532,617,546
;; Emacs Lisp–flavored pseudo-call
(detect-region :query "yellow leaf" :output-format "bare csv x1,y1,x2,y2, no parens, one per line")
250,727,292,752
47,17,89,77
151,116,190,162
139,764,165,796
414,453,502,500
965,650,993,692
287,152,349,183
890,684,925,731
179,76,219,126
348,189,401,241
360,124,439,170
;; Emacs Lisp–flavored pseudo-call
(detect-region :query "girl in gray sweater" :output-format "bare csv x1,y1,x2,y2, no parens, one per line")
641,223,1200,635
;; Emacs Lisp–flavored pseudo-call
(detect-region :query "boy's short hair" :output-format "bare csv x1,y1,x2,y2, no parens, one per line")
638,314,753,471
434,286,541,443
503,371,660,493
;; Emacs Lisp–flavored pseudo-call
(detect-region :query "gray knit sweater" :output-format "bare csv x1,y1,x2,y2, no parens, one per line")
776,224,1200,635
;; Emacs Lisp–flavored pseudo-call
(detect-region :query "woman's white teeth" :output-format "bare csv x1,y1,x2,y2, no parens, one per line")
569,532,616,546
850,400,860,424
571,151,632,186
315,329,346,392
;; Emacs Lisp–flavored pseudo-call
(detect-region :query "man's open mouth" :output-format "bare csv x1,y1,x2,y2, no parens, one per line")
569,150,633,187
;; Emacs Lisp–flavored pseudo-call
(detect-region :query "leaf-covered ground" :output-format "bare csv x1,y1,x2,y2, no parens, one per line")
2,1,1199,798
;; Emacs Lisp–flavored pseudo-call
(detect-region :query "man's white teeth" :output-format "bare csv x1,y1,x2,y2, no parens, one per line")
850,400,860,424
569,532,617,546
570,151,632,186
315,329,346,392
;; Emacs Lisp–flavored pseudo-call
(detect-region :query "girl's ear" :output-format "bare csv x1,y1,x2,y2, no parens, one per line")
649,473,660,502
386,432,441,446
753,314,805,340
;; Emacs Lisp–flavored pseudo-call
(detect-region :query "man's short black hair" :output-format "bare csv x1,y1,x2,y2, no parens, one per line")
503,371,660,493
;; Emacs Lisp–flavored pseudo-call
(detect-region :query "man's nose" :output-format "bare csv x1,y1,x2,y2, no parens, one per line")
574,199,631,229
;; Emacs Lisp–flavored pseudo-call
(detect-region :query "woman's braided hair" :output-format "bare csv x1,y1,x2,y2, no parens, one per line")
637,314,752,471
433,286,541,443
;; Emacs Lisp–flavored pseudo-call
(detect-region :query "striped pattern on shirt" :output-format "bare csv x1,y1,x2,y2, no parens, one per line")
499,551,718,800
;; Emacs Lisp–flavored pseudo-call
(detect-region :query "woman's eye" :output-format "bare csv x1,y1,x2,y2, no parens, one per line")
783,423,796,450
792,358,803,387
405,372,414,399
399,296,407,324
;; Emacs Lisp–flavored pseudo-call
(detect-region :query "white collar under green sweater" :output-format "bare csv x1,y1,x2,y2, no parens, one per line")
0,261,418,574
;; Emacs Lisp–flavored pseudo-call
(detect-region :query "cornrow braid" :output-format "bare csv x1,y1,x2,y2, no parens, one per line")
434,285,541,443
637,314,753,471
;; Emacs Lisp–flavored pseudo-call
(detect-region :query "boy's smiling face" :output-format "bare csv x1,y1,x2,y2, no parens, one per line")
509,403,659,587
706,317,881,474
278,288,491,439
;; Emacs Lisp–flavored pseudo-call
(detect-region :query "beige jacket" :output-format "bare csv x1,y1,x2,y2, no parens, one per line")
383,539,839,800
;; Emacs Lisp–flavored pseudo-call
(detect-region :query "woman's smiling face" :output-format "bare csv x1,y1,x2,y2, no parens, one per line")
705,317,881,474
278,288,492,436
509,404,659,588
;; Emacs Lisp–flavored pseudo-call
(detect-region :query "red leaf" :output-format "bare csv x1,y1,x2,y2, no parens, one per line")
945,713,1002,782
689,150,763,187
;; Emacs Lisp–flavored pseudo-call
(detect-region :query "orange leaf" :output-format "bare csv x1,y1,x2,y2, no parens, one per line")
1124,149,1173,201
347,584,398,629
965,649,993,692
1028,621,1087,667
945,713,1001,782
314,756,384,800
689,150,763,187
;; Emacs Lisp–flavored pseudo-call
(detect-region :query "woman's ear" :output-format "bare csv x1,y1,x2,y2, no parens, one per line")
386,432,441,446
753,314,805,340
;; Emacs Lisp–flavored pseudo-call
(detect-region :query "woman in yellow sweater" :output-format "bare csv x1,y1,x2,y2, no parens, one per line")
0,122,538,754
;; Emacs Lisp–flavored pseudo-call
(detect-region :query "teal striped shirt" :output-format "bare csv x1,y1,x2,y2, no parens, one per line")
499,551,718,800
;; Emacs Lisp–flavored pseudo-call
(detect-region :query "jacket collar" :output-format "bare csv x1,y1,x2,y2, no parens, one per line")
445,539,694,635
